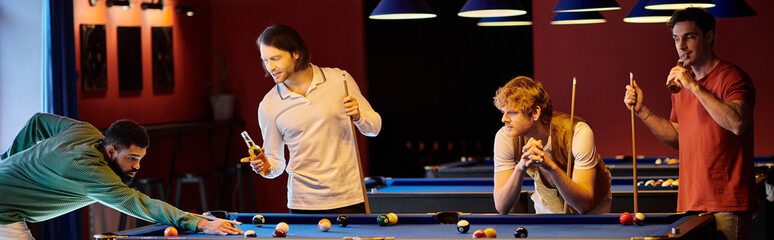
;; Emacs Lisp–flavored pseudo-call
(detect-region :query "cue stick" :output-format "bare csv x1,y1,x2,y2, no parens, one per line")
191,213,243,225
630,72,640,214
563,77,577,214
343,73,372,214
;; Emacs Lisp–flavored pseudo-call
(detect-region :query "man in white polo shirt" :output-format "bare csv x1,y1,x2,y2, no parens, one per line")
246,25,381,213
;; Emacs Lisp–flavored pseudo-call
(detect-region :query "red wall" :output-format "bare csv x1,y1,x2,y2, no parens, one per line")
74,0,213,128
533,0,774,157
209,0,367,213
73,0,366,214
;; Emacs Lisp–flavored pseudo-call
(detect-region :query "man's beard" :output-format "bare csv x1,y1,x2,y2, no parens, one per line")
108,160,136,185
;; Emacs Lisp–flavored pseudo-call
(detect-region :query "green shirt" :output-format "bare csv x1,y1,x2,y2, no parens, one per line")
0,113,200,231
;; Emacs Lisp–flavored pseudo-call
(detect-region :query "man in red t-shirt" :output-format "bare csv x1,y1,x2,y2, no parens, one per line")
623,8,756,240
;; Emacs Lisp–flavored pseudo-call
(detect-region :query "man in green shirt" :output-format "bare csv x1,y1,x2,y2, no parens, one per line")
0,113,243,238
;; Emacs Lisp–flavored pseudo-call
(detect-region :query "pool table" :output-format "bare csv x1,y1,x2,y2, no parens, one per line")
365,177,681,214
424,156,774,178
94,212,714,239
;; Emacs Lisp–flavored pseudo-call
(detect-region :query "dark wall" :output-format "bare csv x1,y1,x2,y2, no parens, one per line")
366,0,533,177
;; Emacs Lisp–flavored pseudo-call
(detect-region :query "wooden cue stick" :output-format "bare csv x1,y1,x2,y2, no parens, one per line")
630,72,639,214
343,74,371,214
563,77,577,214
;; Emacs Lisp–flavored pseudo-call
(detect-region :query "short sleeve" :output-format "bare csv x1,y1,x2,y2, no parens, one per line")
571,122,598,170
493,127,516,172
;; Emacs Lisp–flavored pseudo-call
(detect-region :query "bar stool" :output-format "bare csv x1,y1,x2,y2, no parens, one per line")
214,164,257,212
118,177,166,230
173,173,209,212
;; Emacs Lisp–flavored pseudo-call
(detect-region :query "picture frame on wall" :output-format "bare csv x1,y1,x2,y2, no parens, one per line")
151,26,174,89
117,26,143,91
80,24,107,92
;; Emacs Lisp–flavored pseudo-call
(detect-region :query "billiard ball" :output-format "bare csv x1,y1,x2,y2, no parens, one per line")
387,213,398,225
514,227,528,238
472,230,486,238
337,214,349,227
244,230,257,237
456,220,470,233
662,179,673,187
654,179,664,186
252,214,265,227
272,229,286,238
632,212,645,225
644,180,655,186
376,214,390,226
318,218,331,232
483,228,497,238
275,222,290,233
619,212,632,225
164,226,178,236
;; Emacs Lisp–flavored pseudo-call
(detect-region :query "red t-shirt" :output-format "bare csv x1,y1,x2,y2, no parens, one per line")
670,60,757,212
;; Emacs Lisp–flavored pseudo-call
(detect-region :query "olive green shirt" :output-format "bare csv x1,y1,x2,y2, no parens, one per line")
0,113,200,231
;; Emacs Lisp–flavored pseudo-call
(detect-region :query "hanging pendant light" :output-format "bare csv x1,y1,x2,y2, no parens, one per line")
551,11,606,25
478,15,532,26
370,0,437,20
624,0,674,23
707,0,756,19
645,0,715,10
553,0,621,13
458,0,527,18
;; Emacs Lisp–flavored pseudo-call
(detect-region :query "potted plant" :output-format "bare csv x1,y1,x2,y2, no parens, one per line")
209,50,234,120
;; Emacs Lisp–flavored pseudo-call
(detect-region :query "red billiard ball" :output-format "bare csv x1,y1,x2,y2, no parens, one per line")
472,230,486,238
164,226,178,236
619,212,632,225
632,212,645,225
273,229,286,238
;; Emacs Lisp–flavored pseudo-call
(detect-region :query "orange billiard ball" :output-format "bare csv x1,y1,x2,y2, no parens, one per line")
164,226,178,236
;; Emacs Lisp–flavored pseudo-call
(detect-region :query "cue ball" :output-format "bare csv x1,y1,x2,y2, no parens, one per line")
472,230,486,238
483,228,497,238
164,226,178,236
243,230,257,237
376,214,390,226
387,213,399,225
632,212,645,225
252,214,265,227
337,214,349,227
514,227,528,238
275,222,290,233
318,218,331,232
272,229,286,238
456,220,470,233
620,212,632,225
